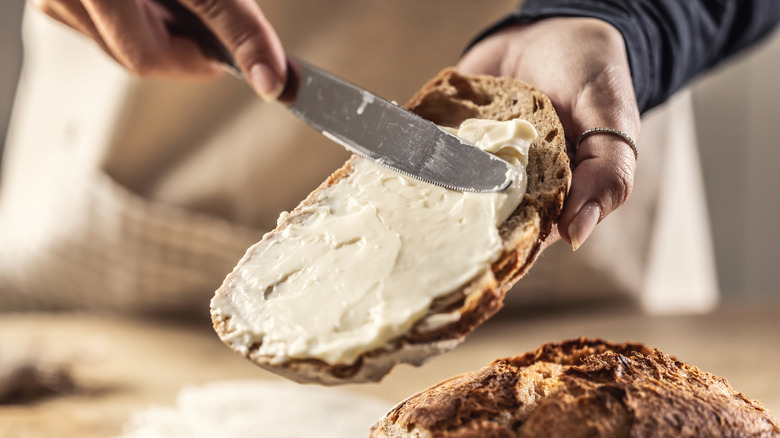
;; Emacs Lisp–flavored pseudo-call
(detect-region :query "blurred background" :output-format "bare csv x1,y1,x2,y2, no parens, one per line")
0,1,778,436
0,1,24,168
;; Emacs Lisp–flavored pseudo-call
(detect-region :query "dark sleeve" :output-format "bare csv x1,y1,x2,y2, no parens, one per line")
469,0,780,114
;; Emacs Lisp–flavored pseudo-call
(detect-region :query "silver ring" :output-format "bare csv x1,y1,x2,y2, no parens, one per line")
575,127,638,160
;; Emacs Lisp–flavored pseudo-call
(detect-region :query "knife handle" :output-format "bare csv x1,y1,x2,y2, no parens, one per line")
151,0,299,103
151,0,240,75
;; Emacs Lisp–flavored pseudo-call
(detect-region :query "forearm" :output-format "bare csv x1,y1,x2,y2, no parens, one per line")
472,0,780,113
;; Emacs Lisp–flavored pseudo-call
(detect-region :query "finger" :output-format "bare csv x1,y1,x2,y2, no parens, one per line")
558,133,637,250
82,0,222,79
556,50,639,251
177,0,286,100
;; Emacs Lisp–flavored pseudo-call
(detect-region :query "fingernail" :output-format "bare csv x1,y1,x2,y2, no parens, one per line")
568,202,600,251
250,63,284,102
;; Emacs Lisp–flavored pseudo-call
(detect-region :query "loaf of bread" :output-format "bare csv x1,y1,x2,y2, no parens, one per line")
210,68,571,385
370,338,780,437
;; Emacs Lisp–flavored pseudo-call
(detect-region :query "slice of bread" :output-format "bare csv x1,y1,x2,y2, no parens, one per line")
371,338,780,438
210,68,571,385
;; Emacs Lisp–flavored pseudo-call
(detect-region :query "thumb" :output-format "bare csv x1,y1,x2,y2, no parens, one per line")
178,0,286,100
558,130,638,250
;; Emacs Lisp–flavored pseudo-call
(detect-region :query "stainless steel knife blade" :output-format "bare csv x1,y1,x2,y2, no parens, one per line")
156,0,515,192
286,59,515,192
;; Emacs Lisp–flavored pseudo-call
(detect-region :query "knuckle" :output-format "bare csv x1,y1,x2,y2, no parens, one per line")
230,25,265,59
606,159,634,208
185,0,222,19
580,18,624,49
181,0,272,68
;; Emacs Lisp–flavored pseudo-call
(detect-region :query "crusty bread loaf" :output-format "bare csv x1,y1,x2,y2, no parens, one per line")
210,68,571,385
370,338,780,438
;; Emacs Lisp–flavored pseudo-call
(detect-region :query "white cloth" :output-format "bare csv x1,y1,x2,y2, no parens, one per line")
118,380,392,438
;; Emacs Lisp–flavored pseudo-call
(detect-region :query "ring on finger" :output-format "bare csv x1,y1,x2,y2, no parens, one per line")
575,127,638,160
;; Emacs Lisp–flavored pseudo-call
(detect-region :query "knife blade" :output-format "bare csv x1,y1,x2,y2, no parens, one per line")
156,0,516,192
285,60,515,192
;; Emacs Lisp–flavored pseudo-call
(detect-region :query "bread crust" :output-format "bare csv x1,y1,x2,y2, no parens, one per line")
210,68,571,385
371,338,780,438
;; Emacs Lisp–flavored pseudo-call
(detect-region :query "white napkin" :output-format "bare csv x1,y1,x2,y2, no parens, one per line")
118,380,392,438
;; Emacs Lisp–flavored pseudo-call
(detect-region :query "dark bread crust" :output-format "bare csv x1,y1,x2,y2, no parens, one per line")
371,338,780,438
211,68,571,385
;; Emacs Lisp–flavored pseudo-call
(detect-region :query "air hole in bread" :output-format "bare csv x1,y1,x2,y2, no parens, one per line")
408,91,480,128
448,75,493,106
532,95,545,113
545,129,558,143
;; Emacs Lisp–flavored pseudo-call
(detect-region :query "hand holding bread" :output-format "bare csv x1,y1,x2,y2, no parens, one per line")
459,17,641,251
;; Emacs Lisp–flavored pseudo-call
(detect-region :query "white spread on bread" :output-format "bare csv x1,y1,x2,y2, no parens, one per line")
211,119,537,364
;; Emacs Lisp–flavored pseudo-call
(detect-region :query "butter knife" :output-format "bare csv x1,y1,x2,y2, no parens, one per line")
156,0,515,192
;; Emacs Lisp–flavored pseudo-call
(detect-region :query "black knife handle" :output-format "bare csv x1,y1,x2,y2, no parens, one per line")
151,0,241,76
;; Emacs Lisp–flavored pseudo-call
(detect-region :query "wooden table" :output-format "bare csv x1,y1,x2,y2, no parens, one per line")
1,303,778,437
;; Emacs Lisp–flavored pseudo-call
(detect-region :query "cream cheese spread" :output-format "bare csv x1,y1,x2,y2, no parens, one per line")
211,119,538,364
